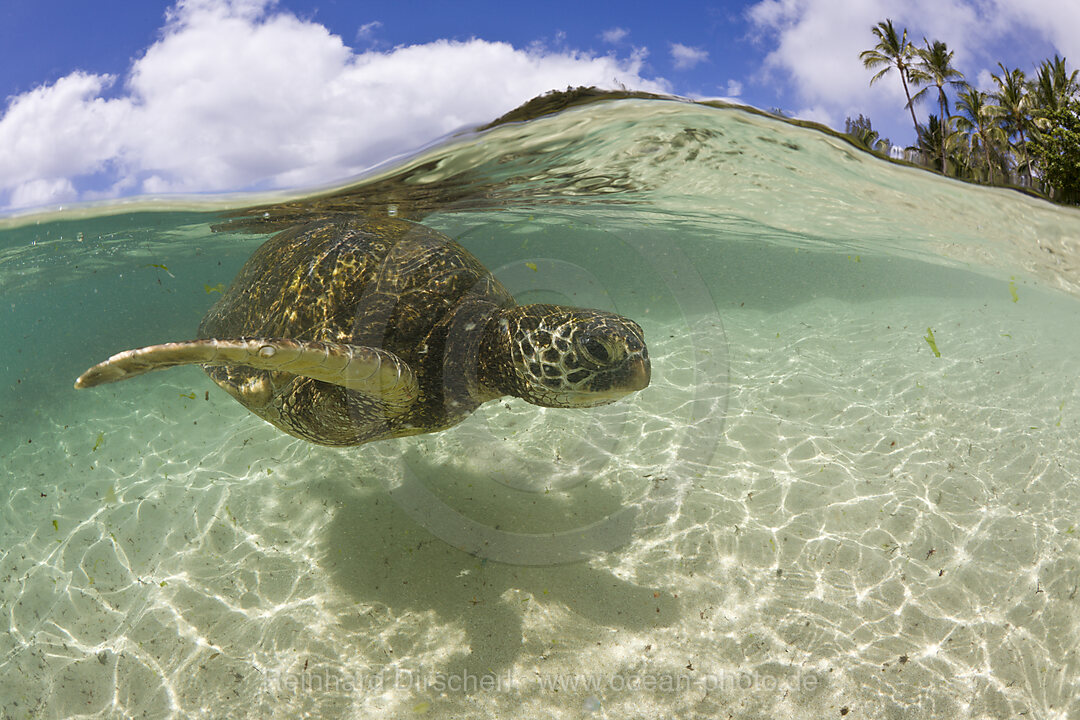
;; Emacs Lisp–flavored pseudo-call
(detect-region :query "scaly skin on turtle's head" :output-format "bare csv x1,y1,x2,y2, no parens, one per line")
479,304,651,408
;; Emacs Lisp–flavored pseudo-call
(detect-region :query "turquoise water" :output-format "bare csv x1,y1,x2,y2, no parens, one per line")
2,98,1079,719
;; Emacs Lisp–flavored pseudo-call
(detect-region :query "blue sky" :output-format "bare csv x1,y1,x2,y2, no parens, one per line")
1,0,1077,211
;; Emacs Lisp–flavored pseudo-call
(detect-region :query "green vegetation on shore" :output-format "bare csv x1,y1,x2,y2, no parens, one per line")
858,18,1080,206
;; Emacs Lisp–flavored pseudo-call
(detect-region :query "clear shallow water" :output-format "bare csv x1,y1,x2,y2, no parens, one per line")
2,98,1079,719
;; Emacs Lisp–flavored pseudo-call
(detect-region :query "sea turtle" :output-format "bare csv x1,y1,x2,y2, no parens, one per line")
75,217,650,446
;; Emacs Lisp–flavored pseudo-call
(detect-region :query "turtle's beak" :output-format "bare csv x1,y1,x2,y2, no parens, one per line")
625,354,651,392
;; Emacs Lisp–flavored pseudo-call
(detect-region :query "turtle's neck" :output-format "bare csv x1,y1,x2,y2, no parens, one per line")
435,301,510,410
475,307,518,402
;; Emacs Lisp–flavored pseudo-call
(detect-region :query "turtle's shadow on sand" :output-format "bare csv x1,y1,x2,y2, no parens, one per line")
313,460,679,685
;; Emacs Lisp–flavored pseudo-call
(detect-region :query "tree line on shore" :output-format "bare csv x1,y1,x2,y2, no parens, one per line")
852,18,1080,205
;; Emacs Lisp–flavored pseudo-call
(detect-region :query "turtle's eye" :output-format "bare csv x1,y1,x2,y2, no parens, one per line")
579,335,619,366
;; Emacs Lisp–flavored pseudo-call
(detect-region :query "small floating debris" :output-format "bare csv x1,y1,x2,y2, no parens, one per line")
180,392,196,399
145,263,176,278
924,327,941,358
525,262,538,272
92,431,104,451
1009,276,1019,303
204,283,225,294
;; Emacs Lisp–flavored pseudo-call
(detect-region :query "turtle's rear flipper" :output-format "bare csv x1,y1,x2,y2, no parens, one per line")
74,338,418,410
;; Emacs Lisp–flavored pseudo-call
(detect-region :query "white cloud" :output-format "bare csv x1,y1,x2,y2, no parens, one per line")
356,20,382,44
0,73,131,200
602,27,629,44
746,0,892,128
986,0,1080,67
726,79,743,97
0,0,666,209
670,43,709,70
9,178,78,209
975,68,996,92
746,0,1080,139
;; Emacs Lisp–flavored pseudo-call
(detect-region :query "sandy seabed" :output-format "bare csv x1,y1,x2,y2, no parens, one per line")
2,292,1079,720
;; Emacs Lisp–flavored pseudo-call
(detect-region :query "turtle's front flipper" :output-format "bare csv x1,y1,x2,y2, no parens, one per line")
74,338,418,410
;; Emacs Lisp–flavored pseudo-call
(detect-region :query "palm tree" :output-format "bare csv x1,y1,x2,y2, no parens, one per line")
992,64,1034,186
954,86,1006,184
1027,56,1078,191
911,40,965,174
860,19,922,139
1031,55,1079,115
845,114,891,153
913,114,963,174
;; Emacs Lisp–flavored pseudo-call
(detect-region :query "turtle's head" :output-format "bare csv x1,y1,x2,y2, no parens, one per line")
484,304,650,408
